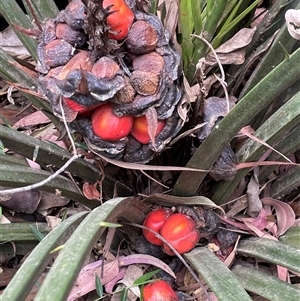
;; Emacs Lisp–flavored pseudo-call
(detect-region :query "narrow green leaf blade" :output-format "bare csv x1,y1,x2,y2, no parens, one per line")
0,163,91,205
0,223,49,242
191,0,202,34
232,264,300,301
271,166,300,198
95,274,103,298
279,227,300,249
237,238,300,273
213,0,261,48
185,247,252,301
30,224,45,241
23,0,59,20
133,269,160,286
179,0,194,74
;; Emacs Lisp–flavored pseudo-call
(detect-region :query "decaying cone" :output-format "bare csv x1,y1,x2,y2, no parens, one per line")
37,0,183,163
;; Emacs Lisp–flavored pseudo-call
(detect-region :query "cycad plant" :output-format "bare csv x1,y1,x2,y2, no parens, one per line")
0,0,299,300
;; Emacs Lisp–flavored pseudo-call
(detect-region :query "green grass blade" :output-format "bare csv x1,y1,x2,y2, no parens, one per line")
212,0,261,48
172,47,300,197
133,269,160,286
149,0,158,14
191,0,202,34
215,0,243,34
30,224,46,241
232,264,300,301
179,0,195,76
185,247,252,301
185,0,228,81
1,212,88,301
237,238,300,273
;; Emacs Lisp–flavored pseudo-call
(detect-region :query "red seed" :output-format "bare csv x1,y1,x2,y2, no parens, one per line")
143,208,173,245
103,0,134,40
131,115,165,144
143,280,179,301
160,213,200,255
91,103,133,141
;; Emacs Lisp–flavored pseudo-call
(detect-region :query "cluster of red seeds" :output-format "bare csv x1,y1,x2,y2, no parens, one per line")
143,208,200,255
38,0,182,163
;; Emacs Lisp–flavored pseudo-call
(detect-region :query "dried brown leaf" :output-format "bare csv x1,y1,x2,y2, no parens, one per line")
291,201,300,216
0,107,31,126
145,107,158,149
163,0,179,38
68,254,175,301
117,265,143,299
67,259,120,301
145,193,224,212
198,96,236,140
262,197,296,236
0,190,41,213
246,170,262,217
227,195,248,218
209,145,237,181
277,266,288,282
38,192,69,210
285,9,300,40
45,216,61,229
242,220,275,239
105,268,126,294
0,26,30,56
13,111,51,129
205,28,256,65
82,182,100,200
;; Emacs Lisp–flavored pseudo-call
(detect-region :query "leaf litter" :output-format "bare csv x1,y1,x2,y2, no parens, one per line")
1,1,300,300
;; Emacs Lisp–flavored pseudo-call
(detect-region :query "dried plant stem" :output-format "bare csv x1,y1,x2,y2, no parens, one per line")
192,34,230,112
23,0,43,31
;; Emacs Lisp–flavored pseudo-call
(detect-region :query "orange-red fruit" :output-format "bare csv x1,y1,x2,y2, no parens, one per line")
103,0,134,40
143,280,179,301
160,213,200,255
65,98,99,114
130,115,165,144
91,103,133,141
143,208,173,245
65,98,87,112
